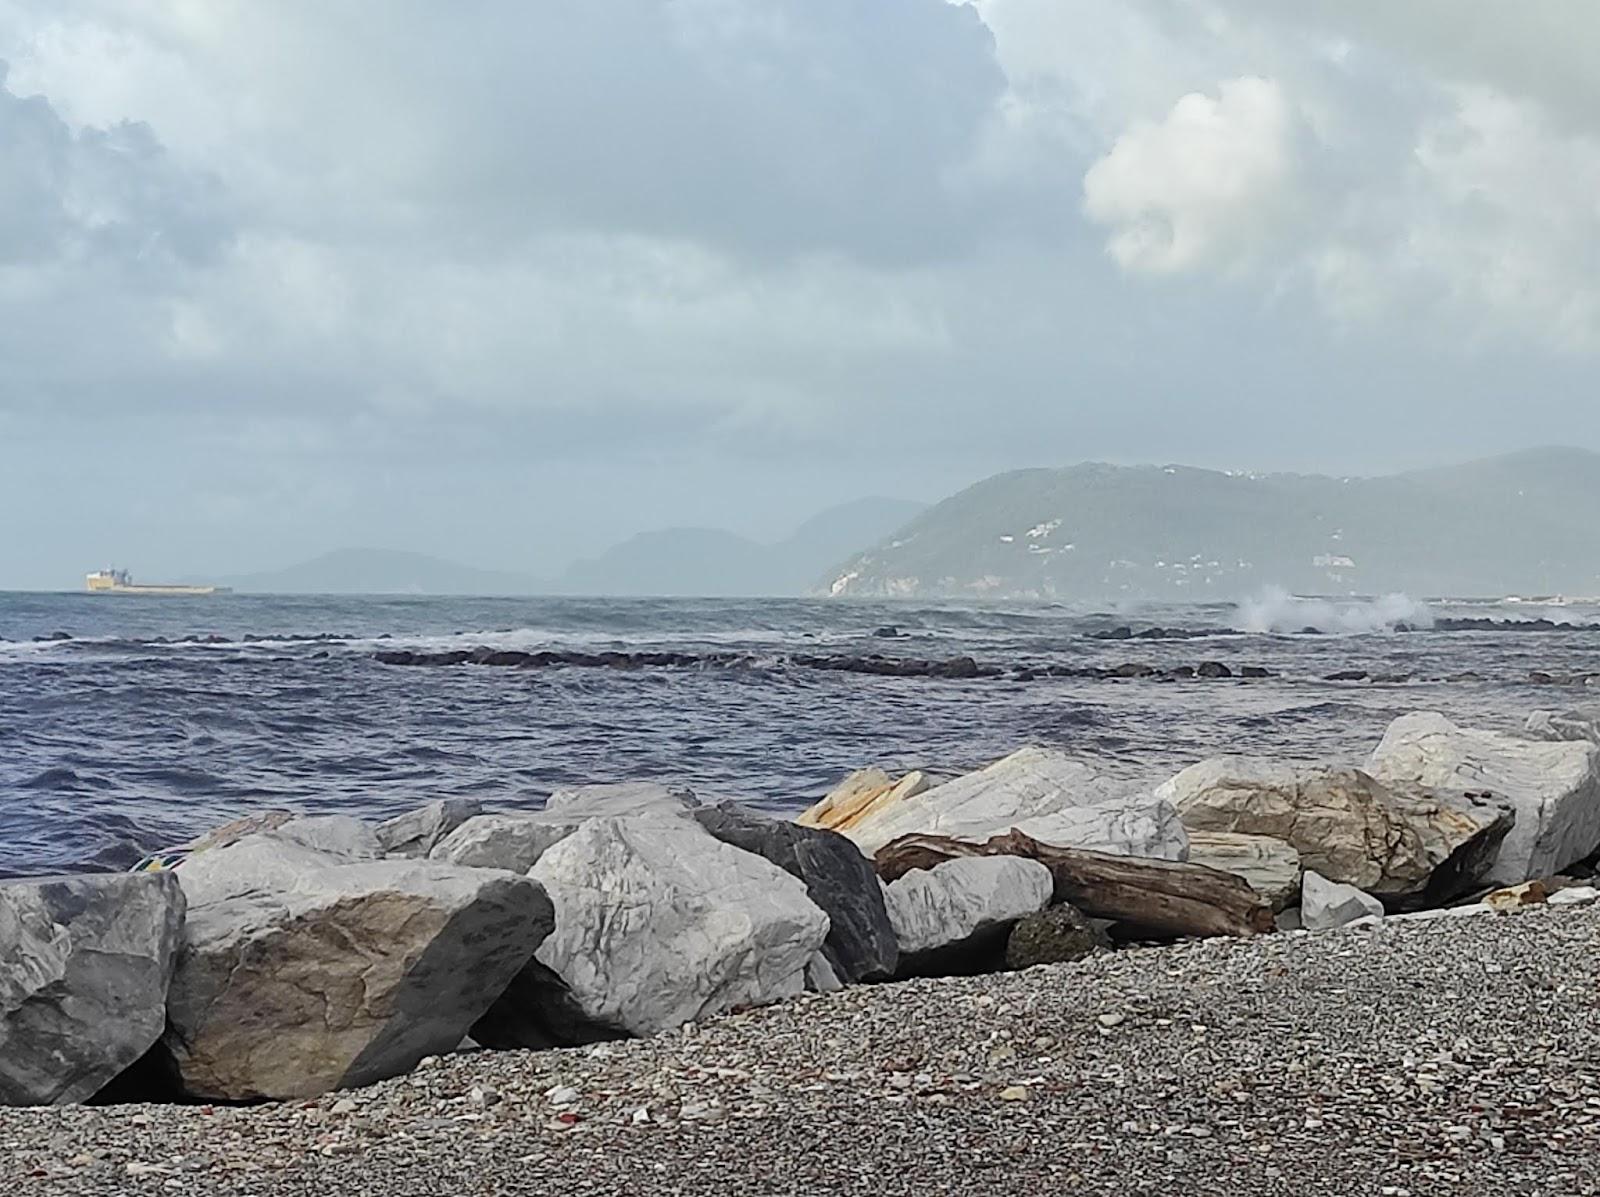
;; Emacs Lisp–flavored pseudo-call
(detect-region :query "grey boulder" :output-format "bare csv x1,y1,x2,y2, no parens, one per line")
165,858,551,1100
175,834,351,908
0,872,185,1106
481,814,828,1044
1301,870,1385,931
430,812,582,873
544,782,699,818
883,855,1053,976
376,799,483,857
432,784,702,874
1370,712,1600,885
690,801,898,982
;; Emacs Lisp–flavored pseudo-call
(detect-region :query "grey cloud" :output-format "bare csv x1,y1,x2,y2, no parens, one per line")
0,62,227,266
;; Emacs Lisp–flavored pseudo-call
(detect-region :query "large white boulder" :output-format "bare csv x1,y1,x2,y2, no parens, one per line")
1369,712,1600,885
831,747,1187,860
1158,755,1513,904
165,856,552,1101
1301,870,1384,931
0,873,185,1106
883,856,1053,973
482,814,829,1044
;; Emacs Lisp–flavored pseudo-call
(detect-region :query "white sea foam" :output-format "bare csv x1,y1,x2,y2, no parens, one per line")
1234,586,1434,635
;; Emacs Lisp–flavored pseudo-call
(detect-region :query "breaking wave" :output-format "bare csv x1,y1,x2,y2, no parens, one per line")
1233,587,1434,635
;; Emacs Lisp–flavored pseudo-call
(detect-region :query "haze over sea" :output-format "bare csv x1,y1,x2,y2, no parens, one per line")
4,590,1598,878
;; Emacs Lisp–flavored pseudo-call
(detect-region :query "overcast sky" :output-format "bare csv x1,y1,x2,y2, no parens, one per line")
3,1,1598,588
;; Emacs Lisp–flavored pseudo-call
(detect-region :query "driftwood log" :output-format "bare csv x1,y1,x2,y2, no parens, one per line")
875,829,1274,940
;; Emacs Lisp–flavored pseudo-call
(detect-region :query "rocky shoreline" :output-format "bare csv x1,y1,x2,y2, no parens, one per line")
9,700,1600,1187
5,904,1599,1194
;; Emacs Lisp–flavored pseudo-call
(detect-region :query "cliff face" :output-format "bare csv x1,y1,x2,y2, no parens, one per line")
819,449,1600,601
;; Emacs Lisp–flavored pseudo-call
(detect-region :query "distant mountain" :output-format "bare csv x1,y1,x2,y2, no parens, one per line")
821,448,1600,601
563,496,926,596
218,548,543,596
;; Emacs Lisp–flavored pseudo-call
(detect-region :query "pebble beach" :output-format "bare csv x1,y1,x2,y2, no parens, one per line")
8,904,1598,1196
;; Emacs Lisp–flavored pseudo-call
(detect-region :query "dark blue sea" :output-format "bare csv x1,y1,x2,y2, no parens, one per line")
4,590,1599,877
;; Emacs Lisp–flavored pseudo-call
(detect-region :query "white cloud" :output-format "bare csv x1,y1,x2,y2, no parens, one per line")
1082,76,1301,274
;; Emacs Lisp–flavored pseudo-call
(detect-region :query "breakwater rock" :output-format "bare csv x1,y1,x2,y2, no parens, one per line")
7,707,1600,1107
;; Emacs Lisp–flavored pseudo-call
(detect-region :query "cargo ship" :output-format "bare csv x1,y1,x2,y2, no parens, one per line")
85,568,229,596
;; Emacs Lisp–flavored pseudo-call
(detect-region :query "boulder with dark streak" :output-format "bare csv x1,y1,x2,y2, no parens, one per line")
690,802,898,983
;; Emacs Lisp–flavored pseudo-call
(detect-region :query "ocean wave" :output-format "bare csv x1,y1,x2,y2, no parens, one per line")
1233,587,1434,635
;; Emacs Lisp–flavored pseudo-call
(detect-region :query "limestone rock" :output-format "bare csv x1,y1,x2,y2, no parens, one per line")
175,835,350,908
830,747,1186,860
1301,870,1384,931
1158,755,1513,905
1369,712,1600,885
543,782,698,818
690,802,898,982
165,860,551,1100
484,814,828,1043
797,768,931,834
268,815,381,860
1004,903,1109,969
1184,831,1302,911
883,856,1052,975
1549,885,1600,907
1525,705,1600,746
376,799,483,857
430,812,583,874
0,873,185,1106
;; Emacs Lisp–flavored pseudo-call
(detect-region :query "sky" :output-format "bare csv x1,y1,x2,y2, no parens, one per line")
2,0,1599,589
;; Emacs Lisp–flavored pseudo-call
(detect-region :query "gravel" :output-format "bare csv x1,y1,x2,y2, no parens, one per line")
6,905,1600,1195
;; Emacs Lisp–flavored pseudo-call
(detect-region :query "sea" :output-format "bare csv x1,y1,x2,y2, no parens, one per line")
4,589,1600,879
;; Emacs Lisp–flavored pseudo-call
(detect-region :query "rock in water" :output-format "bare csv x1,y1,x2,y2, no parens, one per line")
883,856,1053,976
489,814,828,1042
1369,712,1600,885
690,802,899,982
165,859,551,1101
1157,756,1513,906
1004,903,1109,969
1184,831,1302,911
1300,870,1384,930
828,746,1187,860
375,799,483,857
0,873,185,1106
